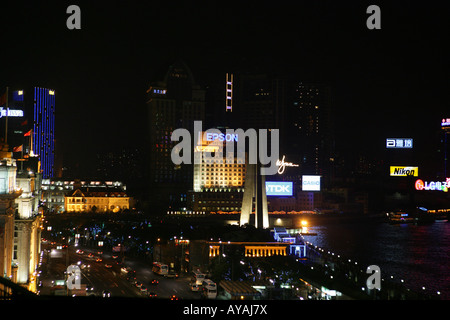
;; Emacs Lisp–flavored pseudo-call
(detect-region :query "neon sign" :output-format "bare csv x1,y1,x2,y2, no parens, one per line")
276,155,299,174
442,118,450,127
386,138,413,149
205,132,238,142
0,107,24,118
390,166,418,177
266,181,293,196
302,175,321,191
415,178,450,192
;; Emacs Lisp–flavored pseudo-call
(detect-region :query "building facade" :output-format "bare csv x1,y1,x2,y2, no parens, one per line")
291,82,335,180
64,188,130,213
189,131,246,213
42,179,128,213
0,149,19,281
6,87,56,179
146,61,206,211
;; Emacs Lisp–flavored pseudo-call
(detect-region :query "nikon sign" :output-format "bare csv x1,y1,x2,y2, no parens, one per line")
390,166,419,177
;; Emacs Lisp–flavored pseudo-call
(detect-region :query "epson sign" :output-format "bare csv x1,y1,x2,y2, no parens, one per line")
265,181,293,196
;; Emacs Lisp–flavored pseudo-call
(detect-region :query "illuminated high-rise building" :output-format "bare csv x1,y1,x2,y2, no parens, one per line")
440,118,450,178
189,130,246,213
6,87,56,179
33,87,56,179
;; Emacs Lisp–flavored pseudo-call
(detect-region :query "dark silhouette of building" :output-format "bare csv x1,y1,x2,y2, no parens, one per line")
146,61,206,212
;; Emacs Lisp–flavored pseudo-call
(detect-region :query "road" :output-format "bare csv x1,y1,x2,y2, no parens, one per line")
38,243,200,299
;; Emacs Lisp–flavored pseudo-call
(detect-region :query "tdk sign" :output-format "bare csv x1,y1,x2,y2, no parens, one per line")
265,181,293,196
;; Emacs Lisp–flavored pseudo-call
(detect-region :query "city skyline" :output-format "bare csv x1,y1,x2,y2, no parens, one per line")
0,2,448,174
1,2,450,304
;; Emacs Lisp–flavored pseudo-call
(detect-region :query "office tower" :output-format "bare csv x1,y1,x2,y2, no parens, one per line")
234,73,287,134
189,131,246,213
33,87,55,179
291,82,335,181
146,61,205,211
6,87,56,179
193,131,246,192
441,118,450,178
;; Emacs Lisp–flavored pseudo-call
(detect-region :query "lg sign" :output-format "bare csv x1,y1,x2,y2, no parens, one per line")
265,181,293,196
415,178,450,192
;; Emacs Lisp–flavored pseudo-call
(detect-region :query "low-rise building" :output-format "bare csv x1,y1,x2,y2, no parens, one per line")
65,188,130,213
42,179,130,213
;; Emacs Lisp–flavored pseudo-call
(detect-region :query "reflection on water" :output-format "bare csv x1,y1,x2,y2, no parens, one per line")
305,221,450,299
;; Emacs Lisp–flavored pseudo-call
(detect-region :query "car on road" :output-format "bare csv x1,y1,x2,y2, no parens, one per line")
140,285,148,293
102,290,111,298
165,270,179,279
150,279,159,285
104,264,112,268
135,281,142,288
170,295,179,300
190,283,200,292
86,285,94,293
148,292,157,298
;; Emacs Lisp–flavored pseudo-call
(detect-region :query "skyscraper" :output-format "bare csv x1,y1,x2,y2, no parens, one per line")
291,82,335,181
146,61,205,211
33,87,56,179
6,87,56,179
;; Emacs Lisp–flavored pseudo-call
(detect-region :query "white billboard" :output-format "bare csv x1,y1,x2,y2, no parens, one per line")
302,175,321,191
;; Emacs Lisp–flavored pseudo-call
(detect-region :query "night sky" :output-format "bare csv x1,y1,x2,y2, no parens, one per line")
0,1,448,172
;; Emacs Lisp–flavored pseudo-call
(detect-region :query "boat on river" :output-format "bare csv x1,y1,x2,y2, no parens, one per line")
387,211,415,223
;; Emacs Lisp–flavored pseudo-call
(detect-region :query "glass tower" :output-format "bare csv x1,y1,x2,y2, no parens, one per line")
33,87,55,179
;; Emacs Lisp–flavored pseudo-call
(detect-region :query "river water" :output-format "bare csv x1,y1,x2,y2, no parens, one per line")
304,220,450,299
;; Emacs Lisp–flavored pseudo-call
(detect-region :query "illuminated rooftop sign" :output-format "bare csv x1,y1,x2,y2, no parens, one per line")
302,175,321,191
386,138,413,149
0,107,24,118
266,181,293,196
276,155,299,174
390,166,418,177
415,178,450,192
442,118,450,127
205,132,238,142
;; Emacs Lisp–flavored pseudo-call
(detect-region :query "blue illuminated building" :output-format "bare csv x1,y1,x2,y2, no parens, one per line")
33,87,55,179
6,87,56,179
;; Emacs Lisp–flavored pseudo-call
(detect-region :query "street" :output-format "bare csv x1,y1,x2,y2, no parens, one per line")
38,242,200,299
